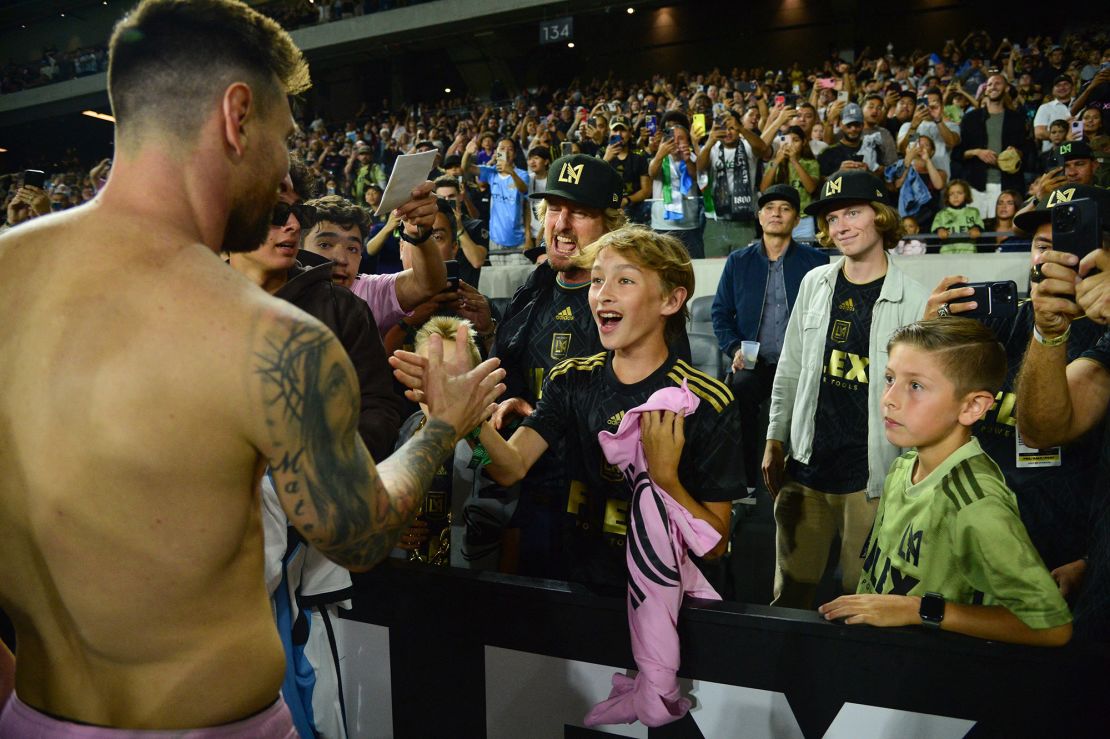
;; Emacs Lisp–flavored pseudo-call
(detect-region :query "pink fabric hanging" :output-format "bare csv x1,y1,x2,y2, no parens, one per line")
584,381,722,728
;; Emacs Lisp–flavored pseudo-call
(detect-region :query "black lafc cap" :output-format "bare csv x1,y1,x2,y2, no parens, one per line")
804,170,890,216
758,184,801,211
1057,140,1093,162
1014,184,1110,233
530,154,623,210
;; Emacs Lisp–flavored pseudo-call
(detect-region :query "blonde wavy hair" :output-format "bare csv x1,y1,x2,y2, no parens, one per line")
815,201,904,251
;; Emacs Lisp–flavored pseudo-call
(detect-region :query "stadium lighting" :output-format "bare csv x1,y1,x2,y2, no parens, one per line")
82,111,116,123
567,42,575,48
445,87,452,93
627,7,634,13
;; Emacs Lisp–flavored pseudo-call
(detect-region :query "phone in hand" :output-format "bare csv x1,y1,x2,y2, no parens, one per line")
445,259,460,291
1052,197,1103,261
818,77,837,90
560,141,574,157
645,115,658,136
949,281,1018,319
774,94,786,106
23,169,45,189
837,90,850,103
1071,119,1085,140
608,134,623,147
662,128,675,144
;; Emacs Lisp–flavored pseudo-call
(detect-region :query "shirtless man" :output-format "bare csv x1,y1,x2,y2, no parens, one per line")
0,0,503,732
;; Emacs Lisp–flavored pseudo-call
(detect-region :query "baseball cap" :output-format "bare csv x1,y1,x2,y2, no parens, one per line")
804,170,889,216
841,103,864,125
757,184,801,211
530,154,623,210
609,116,630,130
1053,74,1073,86
442,154,462,168
1014,184,1110,233
1057,140,1093,161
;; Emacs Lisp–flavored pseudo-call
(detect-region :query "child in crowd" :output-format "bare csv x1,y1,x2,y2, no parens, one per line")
392,316,517,570
931,179,983,254
894,216,927,255
819,318,1072,647
401,226,745,591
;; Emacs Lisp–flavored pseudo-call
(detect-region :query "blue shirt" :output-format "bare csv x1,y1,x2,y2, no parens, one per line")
479,165,528,248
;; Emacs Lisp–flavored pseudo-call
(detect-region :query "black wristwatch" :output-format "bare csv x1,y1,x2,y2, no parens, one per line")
399,226,432,245
919,592,945,629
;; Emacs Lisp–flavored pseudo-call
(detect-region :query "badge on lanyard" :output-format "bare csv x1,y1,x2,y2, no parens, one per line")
1015,427,1062,468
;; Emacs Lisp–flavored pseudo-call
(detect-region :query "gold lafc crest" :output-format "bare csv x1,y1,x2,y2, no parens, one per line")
558,162,584,185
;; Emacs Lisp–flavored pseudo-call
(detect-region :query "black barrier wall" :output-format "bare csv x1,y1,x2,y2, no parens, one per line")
341,562,1108,738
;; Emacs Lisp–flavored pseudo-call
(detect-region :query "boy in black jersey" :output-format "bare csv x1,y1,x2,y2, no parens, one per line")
488,154,627,579
475,227,743,590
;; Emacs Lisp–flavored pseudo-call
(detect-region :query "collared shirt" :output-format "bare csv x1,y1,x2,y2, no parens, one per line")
757,256,788,363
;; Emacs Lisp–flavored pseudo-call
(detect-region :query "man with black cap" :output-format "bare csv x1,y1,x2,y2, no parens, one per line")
602,115,651,224
1007,184,1110,643
923,185,1109,595
1026,140,1102,208
488,154,626,578
1035,75,1076,152
711,183,828,486
764,170,929,609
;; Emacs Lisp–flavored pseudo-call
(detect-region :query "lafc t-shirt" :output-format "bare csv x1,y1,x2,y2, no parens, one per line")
517,280,603,492
609,152,649,197
523,351,744,589
976,304,1104,569
858,438,1072,631
789,271,883,493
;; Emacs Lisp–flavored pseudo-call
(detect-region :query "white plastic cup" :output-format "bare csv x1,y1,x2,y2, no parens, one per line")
741,340,760,369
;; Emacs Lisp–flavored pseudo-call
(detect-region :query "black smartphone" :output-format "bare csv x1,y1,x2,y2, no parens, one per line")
445,259,460,291
950,280,1019,319
662,128,675,144
1052,198,1102,261
560,141,574,157
23,169,45,189
849,154,865,163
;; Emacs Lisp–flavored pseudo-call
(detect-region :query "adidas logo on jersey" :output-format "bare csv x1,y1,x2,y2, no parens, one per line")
838,298,855,312
607,411,625,427
555,307,574,321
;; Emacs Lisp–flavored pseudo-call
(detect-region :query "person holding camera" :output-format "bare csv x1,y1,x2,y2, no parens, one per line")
463,137,532,264
896,88,961,175
956,73,1026,220
649,118,705,258
1007,185,1110,642
602,116,651,225
696,111,768,256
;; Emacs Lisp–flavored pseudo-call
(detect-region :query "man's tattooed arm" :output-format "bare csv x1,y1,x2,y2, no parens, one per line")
252,315,456,570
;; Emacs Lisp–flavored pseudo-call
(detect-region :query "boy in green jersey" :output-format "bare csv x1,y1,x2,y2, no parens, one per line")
819,318,1072,646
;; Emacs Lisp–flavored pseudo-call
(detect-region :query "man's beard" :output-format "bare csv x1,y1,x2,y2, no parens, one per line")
222,191,277,254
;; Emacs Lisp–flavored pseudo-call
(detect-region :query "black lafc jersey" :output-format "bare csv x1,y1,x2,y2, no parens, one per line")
790,270,883,493
522,351,745,589
492,264,602,493
975,304,1104,569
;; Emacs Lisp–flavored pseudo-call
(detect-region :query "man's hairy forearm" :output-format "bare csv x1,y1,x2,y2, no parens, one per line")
1014,340,1075,447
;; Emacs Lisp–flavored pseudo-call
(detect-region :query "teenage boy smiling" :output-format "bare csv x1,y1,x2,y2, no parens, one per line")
764,171,929,609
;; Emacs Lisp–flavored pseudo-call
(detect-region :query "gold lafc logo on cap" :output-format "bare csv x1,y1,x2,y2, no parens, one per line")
558,162,584,185
825,176,843,197
1046,188,1076,208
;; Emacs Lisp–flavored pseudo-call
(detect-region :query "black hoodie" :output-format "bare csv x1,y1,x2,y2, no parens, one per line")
276,260,403,461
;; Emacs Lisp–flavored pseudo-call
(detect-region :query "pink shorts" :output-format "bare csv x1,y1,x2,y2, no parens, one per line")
0,694,297,738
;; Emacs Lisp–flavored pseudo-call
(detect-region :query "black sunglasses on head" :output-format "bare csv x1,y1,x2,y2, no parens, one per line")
271,202,316,228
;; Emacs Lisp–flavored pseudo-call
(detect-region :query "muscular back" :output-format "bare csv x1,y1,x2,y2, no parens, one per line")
0,208,292,726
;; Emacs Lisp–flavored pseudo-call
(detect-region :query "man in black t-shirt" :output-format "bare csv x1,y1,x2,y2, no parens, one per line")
602,116,651,224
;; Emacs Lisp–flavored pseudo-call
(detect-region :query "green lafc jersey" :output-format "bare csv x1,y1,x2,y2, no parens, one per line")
858,437,1072,630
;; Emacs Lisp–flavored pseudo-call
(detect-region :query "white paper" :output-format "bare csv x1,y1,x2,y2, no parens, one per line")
375,149,439,216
